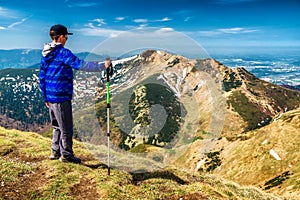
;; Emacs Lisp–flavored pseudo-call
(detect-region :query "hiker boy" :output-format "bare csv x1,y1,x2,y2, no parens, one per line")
40,24,111,163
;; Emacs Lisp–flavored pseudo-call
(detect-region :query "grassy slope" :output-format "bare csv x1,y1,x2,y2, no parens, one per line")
0,127,282,200
215,108,300,199
217,61,300,136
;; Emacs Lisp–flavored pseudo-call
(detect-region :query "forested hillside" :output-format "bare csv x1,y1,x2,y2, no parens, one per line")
0,50,108,132
0,68,49,132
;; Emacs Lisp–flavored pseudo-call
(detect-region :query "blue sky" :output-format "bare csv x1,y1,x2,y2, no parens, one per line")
0,0,299,56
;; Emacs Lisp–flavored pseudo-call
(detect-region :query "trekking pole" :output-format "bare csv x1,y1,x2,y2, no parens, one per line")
106,58,113,176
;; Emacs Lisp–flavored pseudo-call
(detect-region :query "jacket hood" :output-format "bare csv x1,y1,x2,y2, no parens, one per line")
42,42,62,58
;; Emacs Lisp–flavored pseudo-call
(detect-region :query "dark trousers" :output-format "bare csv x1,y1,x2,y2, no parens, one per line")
49,100,74,157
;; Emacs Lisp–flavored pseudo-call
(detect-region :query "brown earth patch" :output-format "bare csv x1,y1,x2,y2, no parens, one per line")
70,177,103,200
163,192,210,200
0,166,48,199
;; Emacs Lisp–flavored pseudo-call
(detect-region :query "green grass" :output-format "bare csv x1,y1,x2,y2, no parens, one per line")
228,91,270,131
0,127,283,199
0,139,15,156
215,108,300,199
0,159,32,183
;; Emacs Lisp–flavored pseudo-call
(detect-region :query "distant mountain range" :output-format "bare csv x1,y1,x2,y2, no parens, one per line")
281,84,300,91
0,49,109,69
215,54,300,87
0,49,41,69
1,48,299,92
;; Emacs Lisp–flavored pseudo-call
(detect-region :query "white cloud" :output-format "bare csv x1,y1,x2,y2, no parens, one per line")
0,7,10,17
133,19,148,23
134,17,172,23
0,7,29,31
78,27,124,38
136,24,148,30
184,17,191,22
156,27,174,32
154,17,172,22
89,28,209,58
86,18,106,29
0,7,19,18
192,27,258,37
67,2,101,7
115,17,125,21
217,27,257,34
0,17,29,30
78,24,175,39
7,17,28,29
0,7,6,15
81,17,173,38
92,18,106,26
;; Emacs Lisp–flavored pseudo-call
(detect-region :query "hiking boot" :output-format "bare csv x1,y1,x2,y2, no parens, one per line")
59,155,81,164
49,152,61,160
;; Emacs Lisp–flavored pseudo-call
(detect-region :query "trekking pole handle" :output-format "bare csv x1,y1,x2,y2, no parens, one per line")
106,58,113,82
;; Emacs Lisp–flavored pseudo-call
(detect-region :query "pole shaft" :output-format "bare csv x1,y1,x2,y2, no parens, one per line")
107,107,110,175
106,63,111,176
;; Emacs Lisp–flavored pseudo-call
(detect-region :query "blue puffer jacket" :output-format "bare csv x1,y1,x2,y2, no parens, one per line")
40,43,106,103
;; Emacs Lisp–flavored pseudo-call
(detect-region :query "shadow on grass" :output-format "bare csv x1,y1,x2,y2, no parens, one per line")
130,170,188,185
82,161,188,186
82,162,108,169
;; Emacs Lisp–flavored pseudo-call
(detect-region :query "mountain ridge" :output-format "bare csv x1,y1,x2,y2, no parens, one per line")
0,49,109,70
1,49,300,199
1,49,299,138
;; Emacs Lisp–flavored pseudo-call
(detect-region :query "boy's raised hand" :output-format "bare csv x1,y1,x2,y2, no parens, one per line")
105,58,112,69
